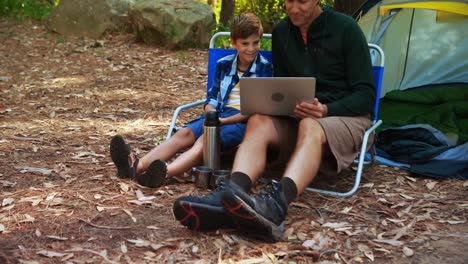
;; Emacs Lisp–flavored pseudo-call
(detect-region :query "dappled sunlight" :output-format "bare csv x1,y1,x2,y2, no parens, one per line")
46,76,89,88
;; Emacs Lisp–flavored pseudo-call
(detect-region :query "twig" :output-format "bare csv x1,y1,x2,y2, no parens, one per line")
78,218,136,230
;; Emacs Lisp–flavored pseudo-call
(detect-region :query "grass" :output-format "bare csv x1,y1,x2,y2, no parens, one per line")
0,0,59,20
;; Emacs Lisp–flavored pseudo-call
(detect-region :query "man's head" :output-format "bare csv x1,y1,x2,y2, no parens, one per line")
230,12,263,41
285,0,321,32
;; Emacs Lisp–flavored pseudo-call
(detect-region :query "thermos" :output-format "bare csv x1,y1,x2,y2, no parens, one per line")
203,111,221,171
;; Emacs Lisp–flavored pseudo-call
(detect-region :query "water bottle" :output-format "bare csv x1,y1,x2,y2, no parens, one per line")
203,111,220,171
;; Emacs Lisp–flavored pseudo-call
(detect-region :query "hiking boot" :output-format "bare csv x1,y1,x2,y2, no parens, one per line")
221,180,288,242
173,179,238,231
136,160,167,188
110,135,138,179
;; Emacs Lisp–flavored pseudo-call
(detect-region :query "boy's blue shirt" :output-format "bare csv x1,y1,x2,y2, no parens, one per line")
205,53,273,111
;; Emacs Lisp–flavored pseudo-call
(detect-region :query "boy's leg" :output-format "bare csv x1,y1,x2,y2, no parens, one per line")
137,127,196,175
166,136,204,177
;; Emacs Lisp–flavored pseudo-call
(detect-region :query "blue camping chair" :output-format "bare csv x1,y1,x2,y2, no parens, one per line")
166,32,272,140
306,43,385,197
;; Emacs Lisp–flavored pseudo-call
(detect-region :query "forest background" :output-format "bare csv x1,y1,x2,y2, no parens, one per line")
0,0,367,33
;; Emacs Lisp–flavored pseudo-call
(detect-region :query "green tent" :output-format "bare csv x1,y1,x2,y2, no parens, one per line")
355,0,468,178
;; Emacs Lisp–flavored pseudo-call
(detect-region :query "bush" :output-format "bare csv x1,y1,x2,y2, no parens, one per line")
0,0,59,20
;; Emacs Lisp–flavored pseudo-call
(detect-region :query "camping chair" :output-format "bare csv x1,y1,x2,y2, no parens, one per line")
306,43,385,197
166,32,272,140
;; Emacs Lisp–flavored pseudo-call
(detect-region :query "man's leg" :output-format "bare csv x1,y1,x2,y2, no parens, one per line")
230,114,297,191
222,118,326,241
282,118,327,194
172,114,294,231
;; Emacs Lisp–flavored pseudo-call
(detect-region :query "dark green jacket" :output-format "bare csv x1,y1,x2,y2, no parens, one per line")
272,7,375,117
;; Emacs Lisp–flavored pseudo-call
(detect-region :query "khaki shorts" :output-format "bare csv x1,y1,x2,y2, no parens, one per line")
317,115,373,176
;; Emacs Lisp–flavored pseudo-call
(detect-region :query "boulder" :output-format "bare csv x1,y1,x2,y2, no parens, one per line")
47,0,135,38
130,0,215,49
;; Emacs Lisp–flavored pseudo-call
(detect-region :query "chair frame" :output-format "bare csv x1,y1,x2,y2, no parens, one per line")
166,35,385,198
305,43,385,197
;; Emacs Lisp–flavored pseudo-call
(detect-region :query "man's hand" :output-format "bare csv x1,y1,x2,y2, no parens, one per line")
294,98,328,119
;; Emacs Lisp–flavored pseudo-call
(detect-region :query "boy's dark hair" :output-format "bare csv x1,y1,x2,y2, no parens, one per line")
230,12,263,40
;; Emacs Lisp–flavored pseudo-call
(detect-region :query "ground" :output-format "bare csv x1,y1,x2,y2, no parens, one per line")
0,19,467,264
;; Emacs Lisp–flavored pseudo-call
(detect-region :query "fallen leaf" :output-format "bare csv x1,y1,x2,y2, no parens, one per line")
2,197,14,207
123,209,137,223
121,243,128,254
119,182,130,193
373,239,402,247
17,166,52,175
403,246,414,256
426,181,437,190
37,250,67,257
46,235,68,241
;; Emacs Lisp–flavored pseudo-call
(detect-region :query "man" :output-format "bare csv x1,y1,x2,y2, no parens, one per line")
173,0,375,242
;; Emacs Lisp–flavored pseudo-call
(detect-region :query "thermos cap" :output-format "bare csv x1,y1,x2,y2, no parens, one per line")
204,111,220,126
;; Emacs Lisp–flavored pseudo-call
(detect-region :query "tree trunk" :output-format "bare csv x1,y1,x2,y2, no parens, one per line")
219,0,235,26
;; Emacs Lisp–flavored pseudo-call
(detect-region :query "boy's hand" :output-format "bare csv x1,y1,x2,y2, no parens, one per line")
294,98,328,119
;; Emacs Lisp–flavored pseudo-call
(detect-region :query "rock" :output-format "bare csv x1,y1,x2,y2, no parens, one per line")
129,0,215,49
47,0,135,38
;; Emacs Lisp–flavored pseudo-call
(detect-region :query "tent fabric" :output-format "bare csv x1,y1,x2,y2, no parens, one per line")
356,0,468,179
379,0,468,16
357,0,468,96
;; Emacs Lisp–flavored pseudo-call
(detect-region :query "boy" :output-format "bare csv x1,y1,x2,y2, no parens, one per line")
110,12,272,189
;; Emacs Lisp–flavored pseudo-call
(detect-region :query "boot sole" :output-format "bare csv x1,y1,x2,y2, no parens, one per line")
173,200,233,231
137,160,166,188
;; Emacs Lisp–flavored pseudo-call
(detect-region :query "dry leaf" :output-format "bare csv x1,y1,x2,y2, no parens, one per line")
358,244,374,261
340,207,353,213
18,166,52,175
2,197,14,206
373,239,402,247
46,235,68,241
121,243,128,254
426,181,437,190
123,209,137,223
119,182,130,193
403,246,414,256
37,250,67,257
0,223,5,233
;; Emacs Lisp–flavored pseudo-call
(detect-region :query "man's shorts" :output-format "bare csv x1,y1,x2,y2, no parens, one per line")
317,115,373,176
185,107,246,151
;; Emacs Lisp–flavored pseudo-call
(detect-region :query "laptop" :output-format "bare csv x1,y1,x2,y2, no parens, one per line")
240,77,316,116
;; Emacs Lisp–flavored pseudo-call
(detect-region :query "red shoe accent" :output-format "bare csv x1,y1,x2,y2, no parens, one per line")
178,201,200,230
222,200,256,220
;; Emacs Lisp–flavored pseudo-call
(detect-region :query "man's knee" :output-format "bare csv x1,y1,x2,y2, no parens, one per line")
298,118,326,144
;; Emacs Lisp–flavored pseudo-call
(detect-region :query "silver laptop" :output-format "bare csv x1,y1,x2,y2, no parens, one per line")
240,77,316,116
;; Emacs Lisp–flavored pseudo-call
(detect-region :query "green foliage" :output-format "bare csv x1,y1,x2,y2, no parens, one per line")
0,0,59,20
234,0,286,33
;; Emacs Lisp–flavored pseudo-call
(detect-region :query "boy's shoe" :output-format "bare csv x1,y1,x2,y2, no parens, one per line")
136,159,167,188
173,179,238,231
110,135,138,179
221,180,288,242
